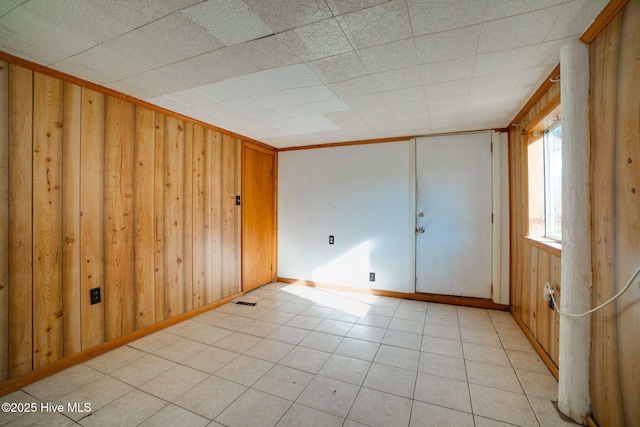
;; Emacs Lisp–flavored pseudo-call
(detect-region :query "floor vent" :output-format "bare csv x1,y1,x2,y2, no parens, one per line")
235,301,257,306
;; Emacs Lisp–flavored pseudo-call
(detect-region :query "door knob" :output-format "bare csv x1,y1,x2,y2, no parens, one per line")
416,227,425,234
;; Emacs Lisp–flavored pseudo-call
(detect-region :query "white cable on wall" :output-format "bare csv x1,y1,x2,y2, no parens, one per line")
545,264,640,317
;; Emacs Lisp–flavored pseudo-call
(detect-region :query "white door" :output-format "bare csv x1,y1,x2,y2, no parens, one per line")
415,133,493,298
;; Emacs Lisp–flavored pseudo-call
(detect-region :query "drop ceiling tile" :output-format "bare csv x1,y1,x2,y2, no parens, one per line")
545,0,609,41
0,29,66,65
278,18,352,61
281,99,350,116
477,6,563,53
484,0,568,21
227,64,322,96
429,111,465,132
528,37,572,67
329,76,378,99
181,0,271,46
145,95,192,112
343,93,387,110
224,97,269,113
371,66,424,91
415,25,481,64
428,95,468,112
519,65,555,87
511,85,536,104
308,52,368,84
107,12,224,69
85,0,202,30
388,100,428,115
336,0,412,49
354,104,393,119
271,115,340,136
105,79,158,101
469,70,524,93
421,56,475,85
0,1,26,17
231,36,301,71
408,0,486,37
195,81,250,102
381,87,427,105
395,112,430,132
192,47,259,83
424,79,471,100
53,54,118,85
56,45,149,83
357,38,418,74
157,58,218,88
255,85,338,108
197,102,242,118
1,7,95,60
463,114,505,129
324,109,363,124
19,0,131,44
246,0,333,32
466,89,514,109
125,70,189,98
224,112,265,128
473,45,540,77
166,89,218,107
248,109,288,122
325,0,389,16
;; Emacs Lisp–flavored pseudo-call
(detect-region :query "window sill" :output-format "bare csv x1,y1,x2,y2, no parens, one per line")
524,236,561,257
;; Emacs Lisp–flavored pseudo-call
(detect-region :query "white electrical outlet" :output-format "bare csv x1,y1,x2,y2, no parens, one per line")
543,282,554,301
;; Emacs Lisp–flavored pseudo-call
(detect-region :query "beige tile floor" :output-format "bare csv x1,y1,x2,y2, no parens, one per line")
0,282,576,427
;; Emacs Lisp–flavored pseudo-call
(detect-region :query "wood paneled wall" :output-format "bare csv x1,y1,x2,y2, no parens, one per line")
510,1,639,424
589,0,639,424
0,61,242,381
508,78,562,368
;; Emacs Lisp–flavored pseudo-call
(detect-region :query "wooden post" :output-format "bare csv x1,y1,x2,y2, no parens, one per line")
557,39,592,423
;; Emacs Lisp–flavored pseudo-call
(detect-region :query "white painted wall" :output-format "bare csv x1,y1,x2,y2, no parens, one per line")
278,134,510,301
278,141,413,292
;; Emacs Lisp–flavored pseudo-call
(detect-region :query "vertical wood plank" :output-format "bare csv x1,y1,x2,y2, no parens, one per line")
209,131,223,303
536,251,550,353
528,248,538,337
134,107,156,329
614,1,640,423
32,72,64,369
183,123,193,312
192,125,206,309
0,60,9,381
165,117,185,317
221,134,239,297
80,88,105,350
153,114,166,322
104,96,136,340
550,256,561,365
589,14,625,425
8,64,33,377
62,82,81,357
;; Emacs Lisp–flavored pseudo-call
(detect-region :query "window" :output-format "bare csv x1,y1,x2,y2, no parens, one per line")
544,122,562,240
527,106,562,242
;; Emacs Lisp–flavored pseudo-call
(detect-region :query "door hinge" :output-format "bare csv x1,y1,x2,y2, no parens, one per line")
491,213,494,223
490,142,493,152
491,285,494,296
